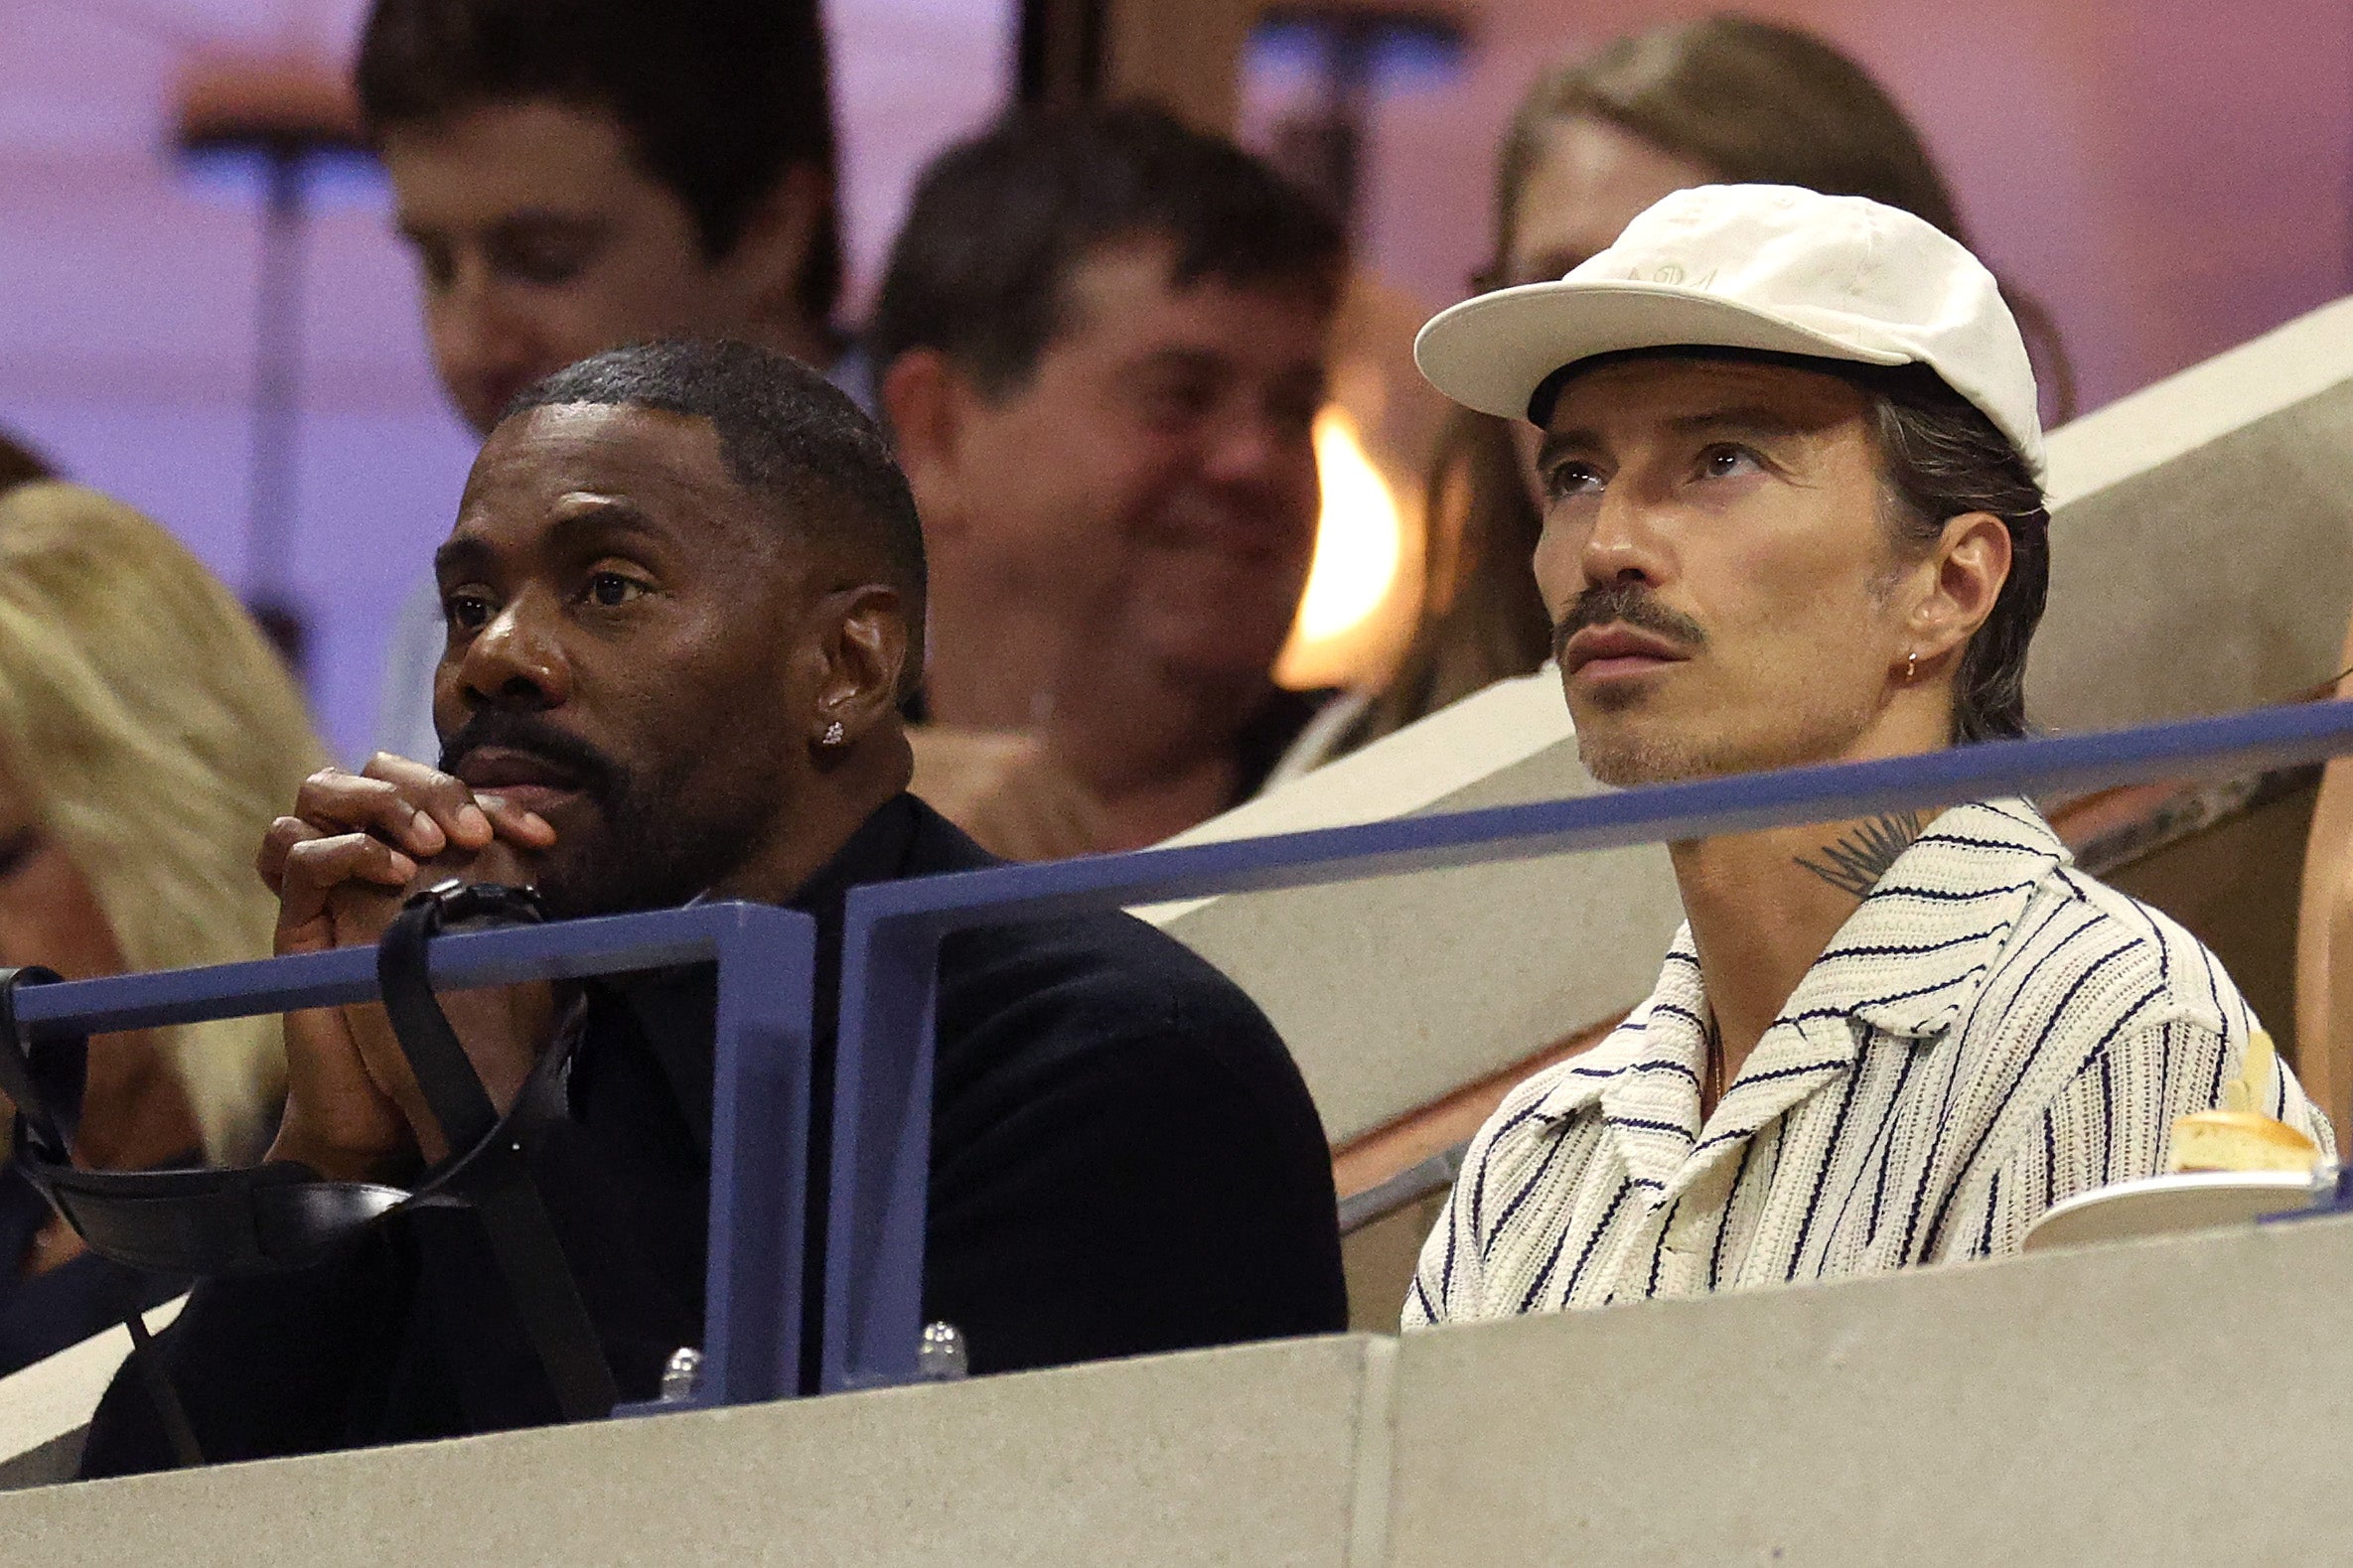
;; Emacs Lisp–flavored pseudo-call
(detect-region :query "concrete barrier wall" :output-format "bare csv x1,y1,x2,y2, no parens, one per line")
0,1333,1397,1568
11,1212,2353,1563
1387,1211,2353,1566
2030,295,2353,730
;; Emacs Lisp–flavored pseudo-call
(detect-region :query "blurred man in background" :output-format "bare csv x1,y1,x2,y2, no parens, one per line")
356,0,850,762
873,106,1345,858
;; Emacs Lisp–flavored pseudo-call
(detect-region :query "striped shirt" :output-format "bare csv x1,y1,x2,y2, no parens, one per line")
1406,798,2334,1326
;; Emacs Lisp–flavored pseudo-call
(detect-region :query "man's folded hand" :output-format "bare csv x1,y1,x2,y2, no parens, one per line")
258,753,559,1177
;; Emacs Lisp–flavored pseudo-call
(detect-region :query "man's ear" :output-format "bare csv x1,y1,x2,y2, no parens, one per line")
1906,510,2012,673
809,584,912,753
724,161,829,335
879,348,970,537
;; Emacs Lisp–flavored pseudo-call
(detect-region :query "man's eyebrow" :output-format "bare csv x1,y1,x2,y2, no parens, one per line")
433,498,668,579
1666,405,1812,441
432,533,493,581
398,209,602,244
485,210,607,236
1536,427,1603,473
1535,404,1818,472
542,497,667,554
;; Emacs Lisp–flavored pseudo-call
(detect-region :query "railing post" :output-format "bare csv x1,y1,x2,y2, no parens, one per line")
821,908,946,1393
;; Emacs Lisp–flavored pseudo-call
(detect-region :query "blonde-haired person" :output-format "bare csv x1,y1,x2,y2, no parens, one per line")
0,482,326,1372
1324,15,2073,761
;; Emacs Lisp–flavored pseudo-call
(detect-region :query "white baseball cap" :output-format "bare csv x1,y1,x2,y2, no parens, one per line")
1413,183,2045,480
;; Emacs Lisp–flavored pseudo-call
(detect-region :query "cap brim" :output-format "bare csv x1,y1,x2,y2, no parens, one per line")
1414,279,1913,423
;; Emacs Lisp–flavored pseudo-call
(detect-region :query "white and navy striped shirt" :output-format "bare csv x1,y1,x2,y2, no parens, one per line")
1406,798,2334,1326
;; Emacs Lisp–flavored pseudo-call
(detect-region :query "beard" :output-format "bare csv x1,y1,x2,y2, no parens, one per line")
1554,583,1716,786
441,710,775,920
1577,720,1722,787
1575,675,1886,787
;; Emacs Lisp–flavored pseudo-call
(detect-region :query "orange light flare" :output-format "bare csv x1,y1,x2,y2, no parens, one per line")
1274,403,1425,691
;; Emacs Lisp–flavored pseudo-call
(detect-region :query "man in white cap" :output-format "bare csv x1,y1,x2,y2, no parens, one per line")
1404,184,2331,1324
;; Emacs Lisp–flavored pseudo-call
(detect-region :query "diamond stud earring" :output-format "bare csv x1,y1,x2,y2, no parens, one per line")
821,720,847,747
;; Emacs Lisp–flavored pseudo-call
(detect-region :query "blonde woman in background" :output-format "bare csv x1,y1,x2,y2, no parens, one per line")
0,481,325,1372
1326,15,2073,762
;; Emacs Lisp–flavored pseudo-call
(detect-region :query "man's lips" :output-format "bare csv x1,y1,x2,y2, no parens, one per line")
1561,625,1691,679
452,747,586,809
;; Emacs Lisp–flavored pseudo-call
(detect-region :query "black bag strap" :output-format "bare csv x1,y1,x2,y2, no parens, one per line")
1,882,622,1438
377,881,507,1153
375,881,620,1422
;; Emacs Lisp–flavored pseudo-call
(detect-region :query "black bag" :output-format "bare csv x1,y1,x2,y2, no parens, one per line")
0,881,620,1465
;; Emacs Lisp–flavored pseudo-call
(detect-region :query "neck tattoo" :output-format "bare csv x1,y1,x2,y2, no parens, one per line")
1794,810,1928,899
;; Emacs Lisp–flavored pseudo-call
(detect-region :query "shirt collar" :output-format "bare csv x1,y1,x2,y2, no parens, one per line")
1529,957,1700,1126
1529,796,2066,1124
1775,797,2066,1041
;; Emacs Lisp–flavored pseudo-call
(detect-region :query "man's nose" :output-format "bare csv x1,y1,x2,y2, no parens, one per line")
1201,401,1310,495
432,262,535,387
456,595,571,711
1576,489,1671,591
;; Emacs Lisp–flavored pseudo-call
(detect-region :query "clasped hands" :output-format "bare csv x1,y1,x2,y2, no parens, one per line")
258,754,558,1184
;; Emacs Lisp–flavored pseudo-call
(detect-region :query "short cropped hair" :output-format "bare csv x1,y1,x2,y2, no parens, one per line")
507,341,928,668
868,103,1346,397
356,0,842,327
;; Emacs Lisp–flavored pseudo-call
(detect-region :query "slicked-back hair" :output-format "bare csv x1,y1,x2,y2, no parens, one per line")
1854,360,2049,745
868,102,1346,398
357,0,842,327
506,341,928,674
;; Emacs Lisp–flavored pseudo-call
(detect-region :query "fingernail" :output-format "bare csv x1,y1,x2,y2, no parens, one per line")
459,803,492,839
409,809,446,851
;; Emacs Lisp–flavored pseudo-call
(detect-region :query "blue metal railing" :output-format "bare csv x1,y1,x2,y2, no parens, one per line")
821,698,2353,1392
11,901,815,1411
15,698,2353,1410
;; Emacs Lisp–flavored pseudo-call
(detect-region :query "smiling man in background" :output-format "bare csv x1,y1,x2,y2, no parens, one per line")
356,0,852,762
1404,185,2331,1322
872,106,1345,858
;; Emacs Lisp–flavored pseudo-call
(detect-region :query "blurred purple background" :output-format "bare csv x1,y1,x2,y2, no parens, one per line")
3,0,2348,756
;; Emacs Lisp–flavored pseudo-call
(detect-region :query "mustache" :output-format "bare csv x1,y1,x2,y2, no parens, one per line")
1551,583,1708,665
438,709,624,802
